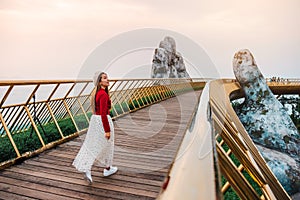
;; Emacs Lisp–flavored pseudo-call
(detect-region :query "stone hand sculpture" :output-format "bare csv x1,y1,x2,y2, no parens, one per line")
233,49,300,194
151,36,190,78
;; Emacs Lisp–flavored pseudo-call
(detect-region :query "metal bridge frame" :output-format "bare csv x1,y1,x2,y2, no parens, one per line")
1,78,299,199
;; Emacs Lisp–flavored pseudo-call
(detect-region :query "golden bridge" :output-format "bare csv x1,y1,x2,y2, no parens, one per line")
0,78,299,200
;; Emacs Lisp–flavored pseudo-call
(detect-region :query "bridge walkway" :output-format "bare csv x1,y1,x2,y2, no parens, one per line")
0,90,201,200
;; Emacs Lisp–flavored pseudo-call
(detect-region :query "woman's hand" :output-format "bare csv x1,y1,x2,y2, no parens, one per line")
105,132,110,140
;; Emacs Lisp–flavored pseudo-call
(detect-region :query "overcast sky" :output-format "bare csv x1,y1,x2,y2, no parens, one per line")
1,0,299,80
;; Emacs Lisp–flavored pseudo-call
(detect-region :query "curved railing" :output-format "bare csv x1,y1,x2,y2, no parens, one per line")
0,78,205,169
210,80,283,199
210,79,300,199
158,79,299,200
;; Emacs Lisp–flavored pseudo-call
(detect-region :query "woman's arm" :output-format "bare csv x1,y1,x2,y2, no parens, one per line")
98,91,111,133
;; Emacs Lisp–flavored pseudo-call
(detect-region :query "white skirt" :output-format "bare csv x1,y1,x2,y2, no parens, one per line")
72,115,114,172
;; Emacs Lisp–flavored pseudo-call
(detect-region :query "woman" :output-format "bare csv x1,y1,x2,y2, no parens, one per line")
72,71,118,183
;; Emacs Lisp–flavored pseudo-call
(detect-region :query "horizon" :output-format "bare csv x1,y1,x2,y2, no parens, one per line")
1,0,300,80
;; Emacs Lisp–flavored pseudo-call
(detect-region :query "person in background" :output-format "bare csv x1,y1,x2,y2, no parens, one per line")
72,71,118,183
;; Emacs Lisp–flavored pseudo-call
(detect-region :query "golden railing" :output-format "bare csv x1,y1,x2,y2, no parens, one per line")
0,78,205,169
158,78,298,200
210,79,300,200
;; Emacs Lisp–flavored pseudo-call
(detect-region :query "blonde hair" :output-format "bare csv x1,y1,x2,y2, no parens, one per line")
90,72,108,113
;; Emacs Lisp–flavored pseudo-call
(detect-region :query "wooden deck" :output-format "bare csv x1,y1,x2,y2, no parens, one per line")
0,90,201,200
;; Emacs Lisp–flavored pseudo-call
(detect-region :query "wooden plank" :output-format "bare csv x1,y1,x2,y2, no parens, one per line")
5,165,162,192
0,181,77,200
2,167,158,198
1,170,147,200
0,191,37,200
0,176,89,200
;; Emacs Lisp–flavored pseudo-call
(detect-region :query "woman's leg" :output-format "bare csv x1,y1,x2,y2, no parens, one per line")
72,115,102,181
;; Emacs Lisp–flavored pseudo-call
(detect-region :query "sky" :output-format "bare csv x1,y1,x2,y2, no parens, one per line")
1,0,300,80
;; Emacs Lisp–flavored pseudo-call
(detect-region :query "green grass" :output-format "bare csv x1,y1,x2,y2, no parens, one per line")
0,114,90,163
0,136,17,163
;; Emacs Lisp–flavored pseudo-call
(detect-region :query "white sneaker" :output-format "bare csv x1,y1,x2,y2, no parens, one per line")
84,170,92,183
103,166,118,177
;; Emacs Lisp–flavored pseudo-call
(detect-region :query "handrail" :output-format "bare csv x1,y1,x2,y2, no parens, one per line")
158,78,297,199
0,78,205,169
157,81,219,200
210,79,293,199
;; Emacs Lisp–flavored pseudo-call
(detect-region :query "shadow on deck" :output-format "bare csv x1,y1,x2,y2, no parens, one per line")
0,90,202,200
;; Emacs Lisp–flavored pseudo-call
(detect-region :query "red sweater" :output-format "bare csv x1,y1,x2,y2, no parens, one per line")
95,88,111,132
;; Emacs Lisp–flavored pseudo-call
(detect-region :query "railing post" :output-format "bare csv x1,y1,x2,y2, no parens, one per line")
23,106,46,147
0,112,21,157
0,85,14,108
76,98,90,123
46,103,64,138
63,100,79,132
